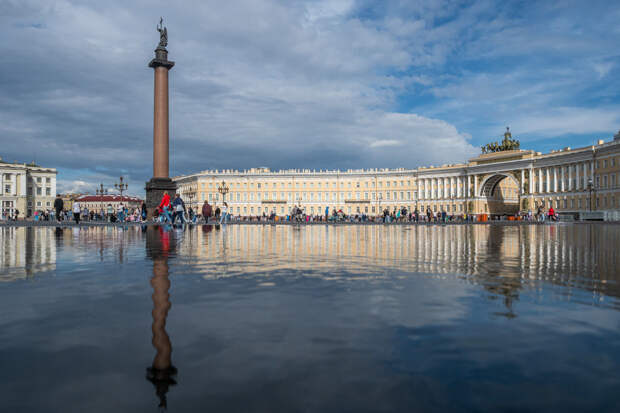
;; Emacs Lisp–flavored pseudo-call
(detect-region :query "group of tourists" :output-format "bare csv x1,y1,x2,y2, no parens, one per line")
154,191,203,225
533,205,559,222
48,195,149,224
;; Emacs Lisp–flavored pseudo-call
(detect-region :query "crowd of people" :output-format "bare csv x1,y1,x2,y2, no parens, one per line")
1,193,561,225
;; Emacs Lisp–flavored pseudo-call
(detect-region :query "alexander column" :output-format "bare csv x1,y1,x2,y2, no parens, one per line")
145,18,176,216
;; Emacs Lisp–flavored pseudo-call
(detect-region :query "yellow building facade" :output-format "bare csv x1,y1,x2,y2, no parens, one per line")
174,132,620,218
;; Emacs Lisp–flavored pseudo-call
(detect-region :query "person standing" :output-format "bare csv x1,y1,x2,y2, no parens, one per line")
214,205,221,222
106,203,115,222
141,201,148,222
202,200,212,223
117,203,125,222
54,195,64,222
72,201,81,224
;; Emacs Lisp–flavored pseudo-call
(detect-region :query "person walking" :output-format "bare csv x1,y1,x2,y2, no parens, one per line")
157,192,172,223
171,193,186,224
214,205,221,222
72,201,81,224
54,195,64,222
219,202,228,224
202,200,212,223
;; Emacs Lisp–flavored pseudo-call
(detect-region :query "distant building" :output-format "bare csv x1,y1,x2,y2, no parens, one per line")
0,157,57,217
58,193,88,212
75,195,143,212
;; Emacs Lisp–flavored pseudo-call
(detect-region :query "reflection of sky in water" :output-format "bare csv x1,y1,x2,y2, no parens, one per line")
1,224,620,412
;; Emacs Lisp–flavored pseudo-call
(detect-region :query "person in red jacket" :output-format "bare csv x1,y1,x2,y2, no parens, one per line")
158,192,172,223
548,206,556,221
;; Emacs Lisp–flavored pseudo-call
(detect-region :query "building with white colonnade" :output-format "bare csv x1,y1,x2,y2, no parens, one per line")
174,130,620,219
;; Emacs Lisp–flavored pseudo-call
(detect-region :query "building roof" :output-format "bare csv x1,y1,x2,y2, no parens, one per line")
75,195,143,203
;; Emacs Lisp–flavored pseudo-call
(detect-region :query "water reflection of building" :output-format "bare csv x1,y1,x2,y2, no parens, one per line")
146,226,178,409
176,224,620,302
0,227,56,281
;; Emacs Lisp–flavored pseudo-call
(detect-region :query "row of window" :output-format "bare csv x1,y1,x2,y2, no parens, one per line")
200,191,424,202
27,201,52,208
4,186,52,195
200,180,414,190
596,157,618,169
533,195,619,209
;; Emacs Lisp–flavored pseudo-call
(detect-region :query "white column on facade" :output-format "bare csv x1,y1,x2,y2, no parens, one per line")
521,169,525,194
545,168,550,193
529,168,534,194
467,175,471,197
590,161,594,186
538,169,543,193
11,174,17,196
575,164,580,190
444,177,449,198
451,177,455,197
19,173,26,196
430,179,434,199
583,162,588,188
474,174,478,197
424,179,428,199
553,167,558,193
560,166,565,192
567,165,572,191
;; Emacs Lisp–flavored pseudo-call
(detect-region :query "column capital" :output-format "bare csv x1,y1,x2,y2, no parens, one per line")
149,47,175,70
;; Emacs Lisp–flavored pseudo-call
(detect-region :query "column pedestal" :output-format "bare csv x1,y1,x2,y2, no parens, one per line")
146,177,177,217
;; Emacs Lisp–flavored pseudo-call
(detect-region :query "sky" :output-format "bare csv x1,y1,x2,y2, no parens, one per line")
2,0,620,196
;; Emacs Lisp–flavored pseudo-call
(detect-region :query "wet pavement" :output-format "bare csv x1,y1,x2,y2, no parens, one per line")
1,224,619,412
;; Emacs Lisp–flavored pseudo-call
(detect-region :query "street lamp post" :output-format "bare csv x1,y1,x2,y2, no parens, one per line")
217,180,229,203
95,183,107,221
114,176,128,200
217,180,230,222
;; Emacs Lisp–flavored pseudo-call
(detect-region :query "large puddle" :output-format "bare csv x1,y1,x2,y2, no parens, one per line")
1,224,619,412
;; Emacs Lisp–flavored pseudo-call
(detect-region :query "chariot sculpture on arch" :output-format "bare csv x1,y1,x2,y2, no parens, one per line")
157,17,168,48
481,127,521,154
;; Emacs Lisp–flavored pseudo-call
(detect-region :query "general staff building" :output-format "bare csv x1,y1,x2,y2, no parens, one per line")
174,130,620,219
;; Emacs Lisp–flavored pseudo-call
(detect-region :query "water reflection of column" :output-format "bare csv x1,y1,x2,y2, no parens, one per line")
146,227,177,410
